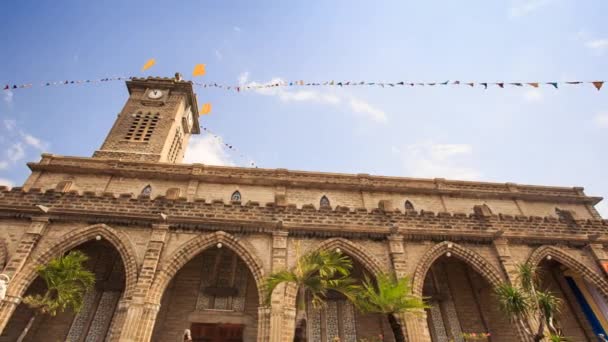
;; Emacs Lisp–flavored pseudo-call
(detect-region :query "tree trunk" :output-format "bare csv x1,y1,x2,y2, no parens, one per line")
387,313,406,342
532,318,545,342
16,313,37,342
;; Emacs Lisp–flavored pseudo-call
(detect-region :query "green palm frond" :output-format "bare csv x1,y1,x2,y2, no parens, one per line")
517,263,538,292
354,273,428,315
494,283,532,320
23,250,95,316
536,289,561,323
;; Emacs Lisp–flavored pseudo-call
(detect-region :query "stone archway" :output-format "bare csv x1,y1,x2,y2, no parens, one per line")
280,238,390,342
528,246,608,340
412,241,504,297
528,245,608,298
7,224,139,301
413,241,516,342
1,224,139,341
147,231,266,342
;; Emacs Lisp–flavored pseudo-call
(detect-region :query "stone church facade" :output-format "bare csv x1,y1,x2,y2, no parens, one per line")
0,75,607,341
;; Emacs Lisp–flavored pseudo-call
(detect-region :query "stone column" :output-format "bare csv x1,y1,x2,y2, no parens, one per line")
387,233,431,342
118,223,169,342
107,298,130,341
0,216,50,333
492,238,531,342
257,306,271,342
587,243,608,277
268,230,295,342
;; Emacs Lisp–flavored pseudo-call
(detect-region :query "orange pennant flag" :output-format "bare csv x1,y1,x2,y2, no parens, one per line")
200,103,212,115
141,59,156,71
592,81,604,91
192,64,206,77
527,82,539,88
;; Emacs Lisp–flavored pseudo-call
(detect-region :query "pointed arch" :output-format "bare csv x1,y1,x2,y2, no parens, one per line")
404,200,415,211
528,245,608,298
308,237,386,275
141,184,152,196
147,231,265,305
8,224,139,299
320,195,330,208
412,241,505,296
231,190,242,202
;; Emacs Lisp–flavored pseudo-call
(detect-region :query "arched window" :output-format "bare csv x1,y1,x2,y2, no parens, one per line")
555,207,575,221
141,184,152,196
231,191,241,202
320,195,330,208
404,200,415,211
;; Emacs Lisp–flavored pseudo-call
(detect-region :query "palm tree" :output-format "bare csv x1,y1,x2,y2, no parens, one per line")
494,263,564,341
354,273,428,342
17,250,95,342
263,243,359,341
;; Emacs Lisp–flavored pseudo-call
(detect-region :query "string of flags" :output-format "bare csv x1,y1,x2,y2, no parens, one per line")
3,76,605,93
200,125,258,168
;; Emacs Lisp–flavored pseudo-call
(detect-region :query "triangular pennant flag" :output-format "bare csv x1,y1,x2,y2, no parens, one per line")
142,58,156,71
192,64,206,77
527,82,539,88
440,80,449,85
200,103,212,115
329,81,334,85
397,81,404,85
427,83,436,86
547,82,558,89
565,81,582,85
453,81,461,85
480,83,488,89
466,82,474,87
510,83,523,87
4,85,9,90
496,83,504,88
592,81,604,91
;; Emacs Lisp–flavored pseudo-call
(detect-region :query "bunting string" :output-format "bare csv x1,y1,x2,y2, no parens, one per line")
200,125,258,168
3,76,605,92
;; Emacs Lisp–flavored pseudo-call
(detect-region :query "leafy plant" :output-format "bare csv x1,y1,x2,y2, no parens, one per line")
354,273,428,342
263,243,359,340
17,250,95,342
494,263,565,342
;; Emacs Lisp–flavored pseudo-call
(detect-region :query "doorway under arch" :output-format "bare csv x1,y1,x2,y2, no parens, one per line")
0,239,126,341
150,246,260,342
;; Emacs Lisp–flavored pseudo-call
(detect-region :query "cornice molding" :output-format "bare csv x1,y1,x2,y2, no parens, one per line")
26,155,602,205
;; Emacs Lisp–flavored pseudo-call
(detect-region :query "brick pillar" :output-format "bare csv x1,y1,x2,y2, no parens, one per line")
387,234,430,342
0,216,50,334
269,230,296,342
587,243,608,277
107,298,130,341
118,223,168,342
493,238,530,342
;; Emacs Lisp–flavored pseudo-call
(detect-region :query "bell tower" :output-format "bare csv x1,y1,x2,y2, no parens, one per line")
93,73,200,163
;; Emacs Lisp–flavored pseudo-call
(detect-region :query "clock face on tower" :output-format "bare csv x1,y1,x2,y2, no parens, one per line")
147,89,163,99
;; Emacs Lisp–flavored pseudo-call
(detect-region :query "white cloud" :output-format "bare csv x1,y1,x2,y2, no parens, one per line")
184,134,235,166
594,111,608,128
214,49,223,61
238,72,387,123
7,143,25,162
509,0,555,17
585,39,608,50
3,90,13,105
393,142,481,180
0,178,13,187
4,120,16,131
22,133,47,150
523,89,543,102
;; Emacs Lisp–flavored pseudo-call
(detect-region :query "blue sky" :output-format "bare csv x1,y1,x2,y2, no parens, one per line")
1,0,607,216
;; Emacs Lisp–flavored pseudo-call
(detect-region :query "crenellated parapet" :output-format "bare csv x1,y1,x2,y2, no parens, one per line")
0,186,606,244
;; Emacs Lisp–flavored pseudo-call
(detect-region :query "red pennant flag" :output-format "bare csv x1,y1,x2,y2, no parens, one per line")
527,83,539,88
592,81,604,91
496,83,504,88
